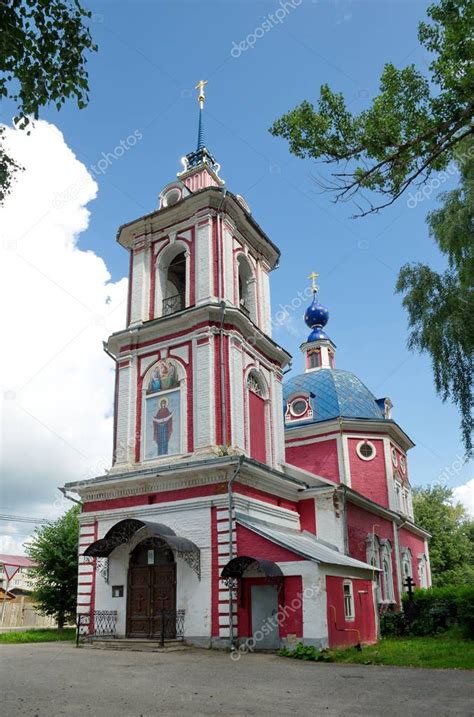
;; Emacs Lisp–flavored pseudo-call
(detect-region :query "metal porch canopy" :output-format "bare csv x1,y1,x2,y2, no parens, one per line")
83,518,201,578
221,556,284,579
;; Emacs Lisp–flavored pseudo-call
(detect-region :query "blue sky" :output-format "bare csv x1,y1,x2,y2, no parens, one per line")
9,0,471,491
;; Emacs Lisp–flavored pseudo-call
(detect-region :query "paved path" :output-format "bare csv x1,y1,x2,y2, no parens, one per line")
0,643,472,716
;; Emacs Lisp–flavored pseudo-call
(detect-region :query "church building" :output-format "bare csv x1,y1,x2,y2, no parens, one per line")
65,82,431,650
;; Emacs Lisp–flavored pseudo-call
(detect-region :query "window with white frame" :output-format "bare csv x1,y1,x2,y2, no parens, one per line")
356,440,376,461
401,547,413,588
394,479,402,511
418,554,428,588
402,488,410,515
380,540,395,602
367,534,382,603
368,535,395,603
343,581,355,620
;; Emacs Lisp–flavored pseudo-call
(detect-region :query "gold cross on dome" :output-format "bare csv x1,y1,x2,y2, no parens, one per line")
195,80,208,108
308,271,319,293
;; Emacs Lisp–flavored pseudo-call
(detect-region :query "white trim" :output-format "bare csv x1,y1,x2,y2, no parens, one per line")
343,580,355,621
391,447,398,467
342,435,352,486
356,440,376,461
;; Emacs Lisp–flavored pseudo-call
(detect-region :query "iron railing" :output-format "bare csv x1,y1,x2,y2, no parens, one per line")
162,294,184,316
76,610,117,646
76,609,185,647
159,609,185,646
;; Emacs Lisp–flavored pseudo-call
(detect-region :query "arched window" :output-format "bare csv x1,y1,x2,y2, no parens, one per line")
308,349,321,369
418,554,428,588
401,548,413,589
247,370,267,464
367,534,382,603
380,540,394,602
143,359,183,459
155,244,188,318
237,255,257,323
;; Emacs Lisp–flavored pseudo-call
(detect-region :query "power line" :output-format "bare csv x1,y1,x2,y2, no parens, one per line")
0,514,50,525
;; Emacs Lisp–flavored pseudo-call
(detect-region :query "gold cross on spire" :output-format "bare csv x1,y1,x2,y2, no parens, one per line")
195,80,208,109
308,271,319,293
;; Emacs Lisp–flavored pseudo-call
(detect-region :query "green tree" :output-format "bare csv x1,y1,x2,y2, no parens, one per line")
27,506,80,629
396,139,473,455
270,0,473,455
413,485,474,587
270,0,473,215
0,0,97,202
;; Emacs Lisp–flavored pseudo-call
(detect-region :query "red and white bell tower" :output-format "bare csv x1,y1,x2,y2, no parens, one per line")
109,81,290,475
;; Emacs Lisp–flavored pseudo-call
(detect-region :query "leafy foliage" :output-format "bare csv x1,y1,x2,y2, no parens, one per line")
413,485,474,586
396,138,474,455
27,506,80,629
381,586,474,638
0,0,97,201
270,0,474,215
278,642,334,661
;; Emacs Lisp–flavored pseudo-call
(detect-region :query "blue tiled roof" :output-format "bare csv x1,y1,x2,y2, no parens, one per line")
283,369,385,425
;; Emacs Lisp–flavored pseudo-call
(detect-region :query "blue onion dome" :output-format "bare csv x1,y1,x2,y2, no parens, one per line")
283,369,385,425
304,294,330,342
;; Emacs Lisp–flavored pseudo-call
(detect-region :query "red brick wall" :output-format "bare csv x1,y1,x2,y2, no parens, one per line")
326,575,377,647
348,437,389,506
346,502,399,604
236,525,305,563
285,438,340,482
298,498,317,534
398,527,427,587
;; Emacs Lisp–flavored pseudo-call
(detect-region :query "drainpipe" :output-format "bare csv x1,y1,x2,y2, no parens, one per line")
59,486,82,506
219,301,227,446
227,456,244,650
395,517,408,601
216,189,228,449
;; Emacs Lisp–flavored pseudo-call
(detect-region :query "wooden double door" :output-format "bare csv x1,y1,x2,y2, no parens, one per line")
126,538,176,639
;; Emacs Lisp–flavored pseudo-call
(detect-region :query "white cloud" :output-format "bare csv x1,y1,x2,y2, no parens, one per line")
0,120,128,553
453,478,474,517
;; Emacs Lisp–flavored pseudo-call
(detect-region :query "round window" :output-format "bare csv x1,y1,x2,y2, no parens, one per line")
357,440,376,461
290,399,308,417
391,448,398,467
400,456,406,474
163,188,181,207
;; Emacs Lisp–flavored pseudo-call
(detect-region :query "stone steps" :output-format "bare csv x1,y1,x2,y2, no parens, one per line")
85,638,189,652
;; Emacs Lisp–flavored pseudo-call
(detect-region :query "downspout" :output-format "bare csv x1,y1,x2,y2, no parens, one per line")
219,301,227,446
59,486,82,506
227,455,244,650
396,517,408,600
216,190,227,447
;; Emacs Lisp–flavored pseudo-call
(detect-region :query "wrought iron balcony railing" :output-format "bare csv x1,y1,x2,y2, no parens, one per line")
162,293,184,316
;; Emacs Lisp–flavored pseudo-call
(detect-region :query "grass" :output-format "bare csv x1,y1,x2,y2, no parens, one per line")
329,633,474,670
0,627,76,644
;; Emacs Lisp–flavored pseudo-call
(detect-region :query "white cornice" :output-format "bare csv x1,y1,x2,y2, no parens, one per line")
285,417,414,451
107,304,291,366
